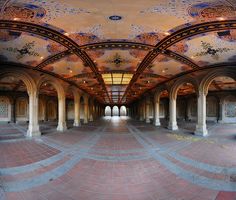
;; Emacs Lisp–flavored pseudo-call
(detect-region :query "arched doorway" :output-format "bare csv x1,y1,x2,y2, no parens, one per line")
120,105,127,116
112,106,119,116
38,82,58,132
105,106,111,116
175,82,197,132
154,89,169,127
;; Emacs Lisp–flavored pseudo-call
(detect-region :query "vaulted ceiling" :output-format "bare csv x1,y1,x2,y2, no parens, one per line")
0,0,236,105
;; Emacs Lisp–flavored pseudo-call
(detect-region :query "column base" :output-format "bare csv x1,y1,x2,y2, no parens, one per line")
194,125,208,137
154,120,161,126
27,125,41,137
73,120,81,127
57,122,67,132
168,122,178,131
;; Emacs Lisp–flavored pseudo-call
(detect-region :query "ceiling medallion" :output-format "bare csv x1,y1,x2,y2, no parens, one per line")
106,53,130,67
109,15,122,21
4,41,40,60
195,41,232,60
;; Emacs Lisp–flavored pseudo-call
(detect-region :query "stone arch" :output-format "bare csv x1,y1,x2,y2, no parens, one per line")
105,106,112,116
0,96,11,122
200,68,236,95
37,76,66,99
154,85,169,103
37,76,67,131
112,106,119,116
169,77,199,100
0,70,37,95
120,105,127,116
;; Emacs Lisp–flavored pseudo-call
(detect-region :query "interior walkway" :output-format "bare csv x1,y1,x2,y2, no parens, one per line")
1,117,236,200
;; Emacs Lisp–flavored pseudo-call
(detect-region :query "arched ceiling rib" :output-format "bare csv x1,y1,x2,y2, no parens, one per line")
1,0,236,105
0,20,111,103
122,20,236,103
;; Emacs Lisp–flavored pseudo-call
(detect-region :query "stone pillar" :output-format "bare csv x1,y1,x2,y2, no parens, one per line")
89,104,94,122
168,97,178,130
84,95,89,124
73,94,81,127
145,98,150,123
118,106,121,117
139,102,143,121
27,91,41,137
154,99,161,126
195,90,208,136
10,97,16,123
42,97,46,122
143,102,146,121
57,93,67,131
218,97,223,123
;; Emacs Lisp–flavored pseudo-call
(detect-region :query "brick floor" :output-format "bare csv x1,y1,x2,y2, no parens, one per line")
1,117,236,200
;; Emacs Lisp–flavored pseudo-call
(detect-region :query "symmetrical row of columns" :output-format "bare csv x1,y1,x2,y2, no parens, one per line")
27,91,105,137
3,68,236,138
129,89,208,136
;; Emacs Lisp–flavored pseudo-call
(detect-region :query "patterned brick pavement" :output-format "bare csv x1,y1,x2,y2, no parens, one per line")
0,117,236,200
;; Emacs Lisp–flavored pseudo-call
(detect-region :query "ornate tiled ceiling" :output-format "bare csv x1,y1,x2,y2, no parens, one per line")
0,0,236,104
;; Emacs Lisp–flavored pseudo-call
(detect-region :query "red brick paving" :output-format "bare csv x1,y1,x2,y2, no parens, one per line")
1,119,236,200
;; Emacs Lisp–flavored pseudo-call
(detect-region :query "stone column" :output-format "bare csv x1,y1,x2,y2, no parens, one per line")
154,99,161,126
195,90,208,136
139,102,143,121
73,94,81,127
168,97,178,130
27,91,41,137
145,98,150,123
218,97,223,123
89,104,94,122
10,97,16,123
57,93,67,131
118,106,121,117
143,102,146,121
84,95,89,124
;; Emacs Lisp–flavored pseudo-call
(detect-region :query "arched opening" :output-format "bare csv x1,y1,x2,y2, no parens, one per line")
174,82,197,132
105,106,111,117
0,76,28,126
206,76,236,133
120,105,127,116
38,81,60,133
154,90,169,127
0,73,36,138
112,106,119,116
66,90,74,127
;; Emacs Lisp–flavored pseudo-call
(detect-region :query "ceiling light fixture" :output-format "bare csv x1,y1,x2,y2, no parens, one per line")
217,17,225,21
